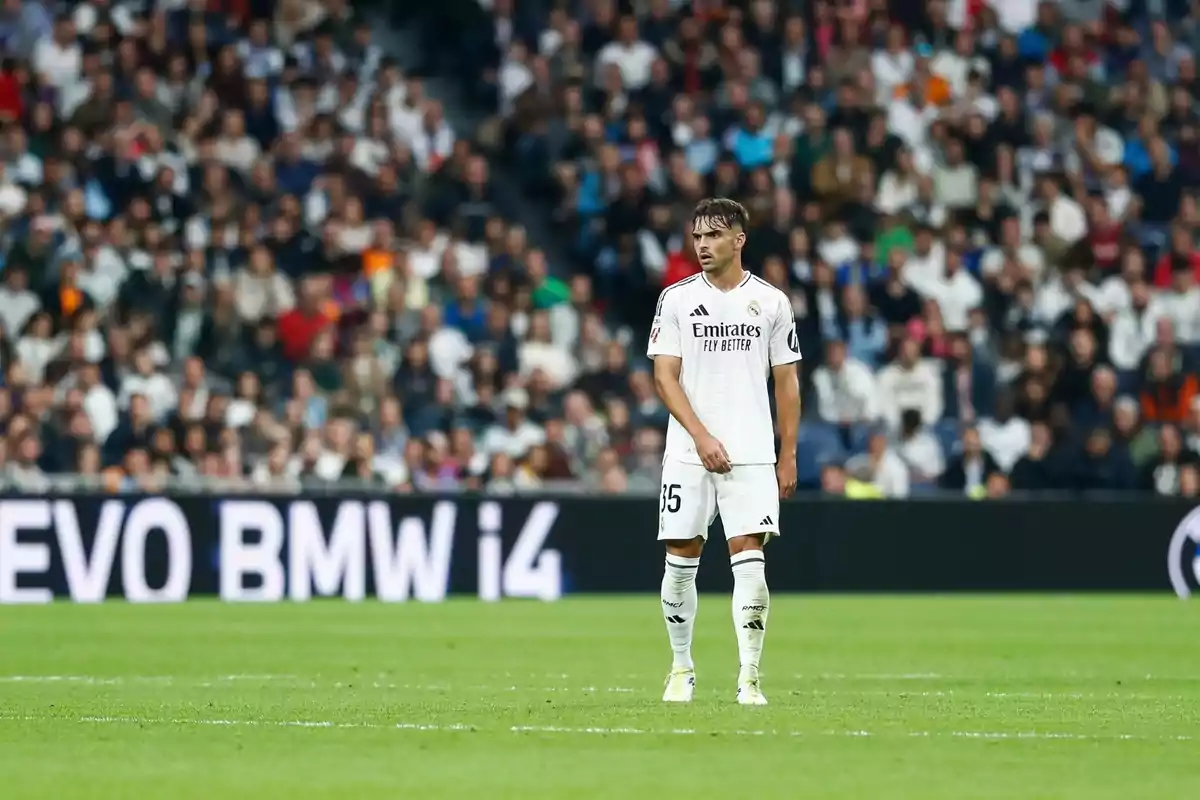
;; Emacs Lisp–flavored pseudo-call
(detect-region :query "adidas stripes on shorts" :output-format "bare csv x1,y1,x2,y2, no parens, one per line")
657,460,780,543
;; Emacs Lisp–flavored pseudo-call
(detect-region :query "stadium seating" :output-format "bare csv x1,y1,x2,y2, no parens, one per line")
0,0,1198,500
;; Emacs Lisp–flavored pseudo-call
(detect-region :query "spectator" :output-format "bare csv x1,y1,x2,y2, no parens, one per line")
813,337,879,428
1,0,1197,500
846,426,910,499
940,426,1002,496
877,336,943,432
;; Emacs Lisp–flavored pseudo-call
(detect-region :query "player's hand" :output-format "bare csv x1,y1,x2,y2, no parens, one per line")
695,433,732,474
776,456,797,499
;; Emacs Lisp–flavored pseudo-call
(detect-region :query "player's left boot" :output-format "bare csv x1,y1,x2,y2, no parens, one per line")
736,665,768,706
662,667,696,702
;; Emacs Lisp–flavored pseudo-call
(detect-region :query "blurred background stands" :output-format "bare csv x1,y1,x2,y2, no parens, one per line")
0,0,1197,500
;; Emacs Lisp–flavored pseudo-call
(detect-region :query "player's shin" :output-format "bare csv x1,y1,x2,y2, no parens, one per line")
662,554,700,670
731,549,769,672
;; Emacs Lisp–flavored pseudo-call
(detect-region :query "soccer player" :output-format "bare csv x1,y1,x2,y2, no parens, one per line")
646,198,801,706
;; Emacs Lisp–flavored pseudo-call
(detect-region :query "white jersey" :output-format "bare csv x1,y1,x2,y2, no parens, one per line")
647,271,802,466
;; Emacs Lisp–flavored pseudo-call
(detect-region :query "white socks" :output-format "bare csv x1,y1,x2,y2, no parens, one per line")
731,550,769,671
661,554,700,670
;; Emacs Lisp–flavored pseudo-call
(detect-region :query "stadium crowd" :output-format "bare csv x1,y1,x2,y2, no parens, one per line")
0,0,1197,499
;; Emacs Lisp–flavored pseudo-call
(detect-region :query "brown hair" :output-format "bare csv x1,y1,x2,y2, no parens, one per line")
691,197,749,231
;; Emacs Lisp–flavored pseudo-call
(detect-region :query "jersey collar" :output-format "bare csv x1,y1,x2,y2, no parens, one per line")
699,271,753,291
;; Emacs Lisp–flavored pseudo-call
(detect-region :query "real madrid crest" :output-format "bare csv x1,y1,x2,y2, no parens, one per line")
747,301,761,317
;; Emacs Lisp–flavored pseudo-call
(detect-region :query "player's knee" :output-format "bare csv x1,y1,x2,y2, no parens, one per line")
665,537,704,559
727,533,765,556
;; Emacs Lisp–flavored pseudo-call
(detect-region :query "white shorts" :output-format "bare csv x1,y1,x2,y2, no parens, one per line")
657,460,781,543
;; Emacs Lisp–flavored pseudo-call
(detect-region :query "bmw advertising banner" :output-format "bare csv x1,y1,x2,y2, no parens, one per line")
0,494,1194,602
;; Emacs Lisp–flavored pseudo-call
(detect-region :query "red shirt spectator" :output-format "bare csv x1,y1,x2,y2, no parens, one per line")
1087,217,1123,272
1152,227,1200,287
663,250,700,286
0,69,22,122
277,300,332,362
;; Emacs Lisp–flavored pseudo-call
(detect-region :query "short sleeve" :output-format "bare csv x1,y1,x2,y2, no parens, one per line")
768,294,802,366
647,288,682,359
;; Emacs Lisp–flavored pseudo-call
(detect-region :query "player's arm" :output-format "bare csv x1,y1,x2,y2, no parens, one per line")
772,361,800,498
647,290,731,473
769,297,803,498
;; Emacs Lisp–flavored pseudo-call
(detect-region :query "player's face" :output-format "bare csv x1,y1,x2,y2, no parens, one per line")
692,217,743,273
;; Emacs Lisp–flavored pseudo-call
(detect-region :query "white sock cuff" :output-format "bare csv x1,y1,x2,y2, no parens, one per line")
665,554,701,570
730,551,765,569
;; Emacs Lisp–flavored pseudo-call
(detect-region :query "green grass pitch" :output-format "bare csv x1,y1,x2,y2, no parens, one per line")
1,595,1197,799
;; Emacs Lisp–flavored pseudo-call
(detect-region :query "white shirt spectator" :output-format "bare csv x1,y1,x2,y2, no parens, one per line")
988,0,1037,33
519,340,579,390
929,268,983,332
481,418,546,459
931,49,987,98
1109,302,1164,370
350,138,390,176
499,57,533,118
817,231,859,268
249,462,303,491
119,372,178,421
979,242,1046,283
875,170,919,215
76,264,124,311
312,451,347,481
84,383,119,444
337,224,374,254
977,416,1031,471
15,335,58,385
410,120,456,172
0,285,39,338
407,232,447,281
237,41,285,77
32,37,81,90
0,172,28,217
813,358,879,423
595,40,658,89
428,326,473,379
1095,274,1134,316
234,270,296,323
1157,287,1200,345
847,448,911,498
897,429,946,480
877,358,943,431
226,398,257,429
871,49,914,105
1049,193,1087,244
214,135,261,174
886,97,937,153
1034,277,1102,327
903,241,946,295
1106,181,1133,221
932,161,979,209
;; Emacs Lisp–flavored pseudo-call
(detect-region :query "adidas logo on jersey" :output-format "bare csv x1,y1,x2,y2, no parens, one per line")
760,515,773,526
688,305,710,317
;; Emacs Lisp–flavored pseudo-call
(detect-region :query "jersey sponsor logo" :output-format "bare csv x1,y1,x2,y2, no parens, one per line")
1167,506,1200,598
747,301,761,317
691,322,762,338
688,305,711,317
692,321,762,352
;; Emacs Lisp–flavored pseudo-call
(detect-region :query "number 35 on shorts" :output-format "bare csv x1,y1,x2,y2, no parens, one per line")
657,462,780,542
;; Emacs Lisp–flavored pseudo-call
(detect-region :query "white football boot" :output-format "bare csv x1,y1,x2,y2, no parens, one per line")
662,667,696,703
736,665,768,706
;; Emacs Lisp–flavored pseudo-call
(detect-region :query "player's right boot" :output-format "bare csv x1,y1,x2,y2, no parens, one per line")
662,667,696,702
736,665,768,706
